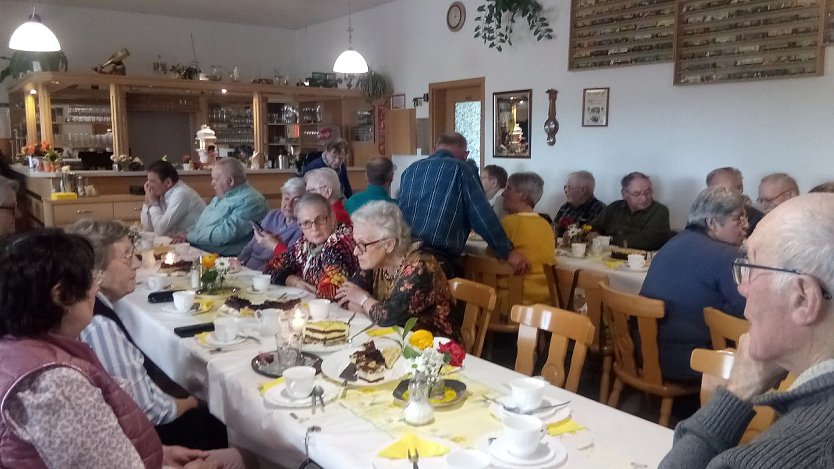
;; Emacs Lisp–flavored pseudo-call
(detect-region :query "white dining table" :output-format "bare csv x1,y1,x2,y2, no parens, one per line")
463,239,648,295
115,251,672,468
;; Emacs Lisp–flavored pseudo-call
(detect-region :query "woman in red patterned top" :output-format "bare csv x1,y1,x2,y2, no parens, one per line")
265,193,357,300
335,201,459,340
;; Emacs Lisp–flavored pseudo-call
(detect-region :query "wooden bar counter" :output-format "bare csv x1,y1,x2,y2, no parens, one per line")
11,165,367,227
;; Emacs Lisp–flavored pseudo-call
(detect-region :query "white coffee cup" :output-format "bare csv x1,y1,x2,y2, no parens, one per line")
147,275,166,292
307,299,331,321
174,242,190,257
182,163,193,171
627,253,646,269
172,290,196,312
213,317,238,342
510,377,546,413
283,365,316,399
597,235,612,247
252,274,271,292
571,242,586,257
258,308,282,338
502,415,545,458
446,449,491,469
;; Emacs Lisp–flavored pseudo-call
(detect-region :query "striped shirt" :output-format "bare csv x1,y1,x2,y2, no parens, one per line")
398,150,513,258
79,296,177,425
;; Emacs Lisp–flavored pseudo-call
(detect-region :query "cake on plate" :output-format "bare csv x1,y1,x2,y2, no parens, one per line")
303,320,349,346
350,341,401,383
219,295,301,317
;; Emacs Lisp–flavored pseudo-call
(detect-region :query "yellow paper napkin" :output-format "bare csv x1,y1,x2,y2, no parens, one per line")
547,418,586,436
258,377,285,395
193,297,215,313
366,327,397,337
378,432,450,459
195,332,211,345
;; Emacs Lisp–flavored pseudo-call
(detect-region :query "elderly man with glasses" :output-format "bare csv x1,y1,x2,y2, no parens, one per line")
588,171,671,251
757,172,799,213
553,170,606,236
660,193,834,469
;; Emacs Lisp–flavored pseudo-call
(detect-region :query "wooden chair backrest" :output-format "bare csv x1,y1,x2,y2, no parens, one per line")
576,271,610,349
544,264,579,309
601,284,666,386
690,348,736,404
704,307,750,350
448,277,495,358
463,255,523,326
511,303,595,393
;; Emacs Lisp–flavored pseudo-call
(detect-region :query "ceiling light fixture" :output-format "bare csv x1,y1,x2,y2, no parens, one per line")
9,7,61,52
333,0,368,74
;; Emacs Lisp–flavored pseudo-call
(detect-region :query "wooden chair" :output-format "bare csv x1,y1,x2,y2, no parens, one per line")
704,307,750,350
510,304,595,393
448,277,495,358
462,255,523,360
601,284,699,427
690,348,789,444
544,264,579,310
576,271,613,403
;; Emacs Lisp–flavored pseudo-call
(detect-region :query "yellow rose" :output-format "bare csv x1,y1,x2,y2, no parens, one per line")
582,224,593,232
408,330,434,350
201,253,219,269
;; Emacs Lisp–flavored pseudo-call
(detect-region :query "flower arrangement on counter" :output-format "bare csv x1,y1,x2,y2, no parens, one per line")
20,141,61,171
559,218,593,248
111,154,145,171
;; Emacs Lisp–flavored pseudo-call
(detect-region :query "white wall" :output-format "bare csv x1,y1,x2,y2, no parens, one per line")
293,0,834,228
2,0,832,227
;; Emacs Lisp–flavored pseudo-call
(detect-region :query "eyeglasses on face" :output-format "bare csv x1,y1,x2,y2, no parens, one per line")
624,188,653,198
299,215,329,230
732,258,832,300
354,237,391,254
116,245,137,265
757,190,792,205
307,186,327,194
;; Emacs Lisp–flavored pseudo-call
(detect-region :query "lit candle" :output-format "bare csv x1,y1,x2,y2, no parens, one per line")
163,252,176,265
290,309,306,332
141,250,156,270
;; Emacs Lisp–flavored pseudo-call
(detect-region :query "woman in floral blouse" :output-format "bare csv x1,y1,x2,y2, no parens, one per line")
336,201,459,340
265,193,357,300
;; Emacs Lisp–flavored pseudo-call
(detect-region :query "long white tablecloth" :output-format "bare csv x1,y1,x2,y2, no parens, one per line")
116,266,671,468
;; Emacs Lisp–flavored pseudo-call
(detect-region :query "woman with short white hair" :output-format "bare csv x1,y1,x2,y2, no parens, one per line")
239,177,305,270
335,201,458,339
305,167,351,225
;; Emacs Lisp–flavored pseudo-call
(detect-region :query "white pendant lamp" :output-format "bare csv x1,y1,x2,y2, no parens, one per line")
9,7,61,52
333,1,368,74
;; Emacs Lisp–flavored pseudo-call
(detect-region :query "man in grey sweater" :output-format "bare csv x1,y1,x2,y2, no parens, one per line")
660,193,834,468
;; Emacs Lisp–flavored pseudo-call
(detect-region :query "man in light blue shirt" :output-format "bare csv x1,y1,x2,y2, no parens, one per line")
182,158,267,256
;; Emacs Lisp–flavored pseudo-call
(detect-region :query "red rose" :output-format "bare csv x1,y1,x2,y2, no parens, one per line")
438,340,466,367
558,217,573,229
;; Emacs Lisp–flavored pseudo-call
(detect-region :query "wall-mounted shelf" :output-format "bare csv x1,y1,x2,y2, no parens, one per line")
674,0,826,85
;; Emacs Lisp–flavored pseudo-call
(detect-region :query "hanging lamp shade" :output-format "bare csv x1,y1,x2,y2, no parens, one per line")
333,48,368,74
9,11,61,52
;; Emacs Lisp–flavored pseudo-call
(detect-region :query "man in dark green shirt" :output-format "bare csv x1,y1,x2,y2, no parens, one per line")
345,156,395,214
588,172,671,251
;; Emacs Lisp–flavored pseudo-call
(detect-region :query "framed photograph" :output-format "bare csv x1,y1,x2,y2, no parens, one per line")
390,94,406,110
582,87,609,127
493,89,532,159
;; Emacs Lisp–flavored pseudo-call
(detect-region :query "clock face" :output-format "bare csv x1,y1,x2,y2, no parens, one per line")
447,2,465,32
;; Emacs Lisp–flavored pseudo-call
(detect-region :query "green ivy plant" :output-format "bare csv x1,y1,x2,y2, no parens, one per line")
357,69,392,105
0,51,68,83
473,0,554,52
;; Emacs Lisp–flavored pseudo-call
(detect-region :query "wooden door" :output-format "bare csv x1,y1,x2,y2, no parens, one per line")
429,78,485,167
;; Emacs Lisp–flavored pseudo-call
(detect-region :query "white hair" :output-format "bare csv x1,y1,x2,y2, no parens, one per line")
686,187,745,230
508,172,545,207
351,201,412,257
282,177,306,196
568,170,596,193
305,167,342,201
216,158,247,185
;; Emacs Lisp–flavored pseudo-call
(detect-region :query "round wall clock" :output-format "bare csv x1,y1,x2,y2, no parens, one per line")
447,2,466,32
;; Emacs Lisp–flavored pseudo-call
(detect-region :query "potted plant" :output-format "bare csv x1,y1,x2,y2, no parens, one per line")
20,141,60,172
357,70,392,105
0,51,68,83
473,0,554,52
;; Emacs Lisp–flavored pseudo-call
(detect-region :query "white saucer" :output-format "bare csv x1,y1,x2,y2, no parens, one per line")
200,333,246,347
489,396,571,421
616,264,649,272
564,253,587,259
262,380,339,408
161,305,196,315
246,286,274,294
489,437,566,468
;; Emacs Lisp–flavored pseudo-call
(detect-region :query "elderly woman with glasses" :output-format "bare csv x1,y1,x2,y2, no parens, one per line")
500,172,556,306
305,167,351,226
0,230,245,468
265,193,358,300
640,187,748,384
239,177,306,270
335,201,458,339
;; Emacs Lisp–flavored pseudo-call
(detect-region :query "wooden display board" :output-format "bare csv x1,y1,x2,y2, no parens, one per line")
826,0,834,43
674,0,826,85
569,0,677,70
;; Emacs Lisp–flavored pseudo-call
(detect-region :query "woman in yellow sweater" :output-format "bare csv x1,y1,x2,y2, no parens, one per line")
500,172,556,305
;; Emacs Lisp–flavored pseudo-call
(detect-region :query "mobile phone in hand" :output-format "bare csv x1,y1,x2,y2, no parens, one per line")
252,221,264,233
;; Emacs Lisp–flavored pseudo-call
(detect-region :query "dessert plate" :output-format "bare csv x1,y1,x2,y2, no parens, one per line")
488,437,567,468
615,264,650,272
251,351,323,378
262,380,339,408
197,333,246,347
488,396,571,421
392,379,467,408
320,340,410,387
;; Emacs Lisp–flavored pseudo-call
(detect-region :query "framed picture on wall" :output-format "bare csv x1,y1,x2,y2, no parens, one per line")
493,89,532,159
582,87,609,127
390,94,406,109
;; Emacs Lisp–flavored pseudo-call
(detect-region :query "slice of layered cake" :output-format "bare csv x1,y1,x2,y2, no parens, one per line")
350,341,402,383
303,320,349,346
219,295,301,317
